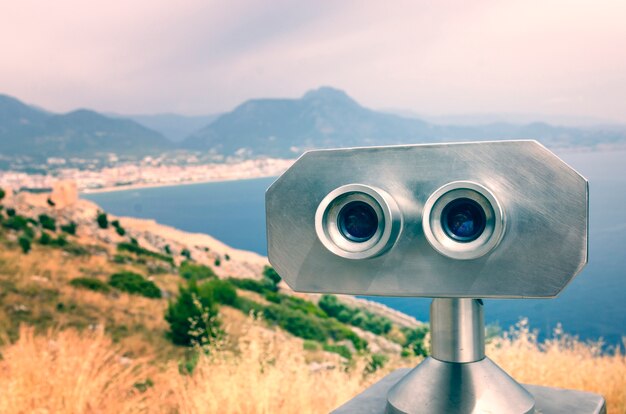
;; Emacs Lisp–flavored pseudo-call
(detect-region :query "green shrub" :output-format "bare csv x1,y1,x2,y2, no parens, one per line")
263,265,282,286
18,236,31,254
38,214,56,231
51,235,67,247
165,281,221,347
39,231,52,245
6,208,15,217
214,257,221,267
319,294,393,335
96,212,108,229
232,296,265,315
227,277,270,294
366,353,388,373
109,271,161,298
60,221,77,235
402,325,429,357
303,340,320,351
3,215,29,231
70,277,110,293
111,219,126,236
62,243,89,256
199,279,237,306
179,261,216,280
0,188,5,200
224,254,230,261
263,305,328,342
164,245,171,255
181,248,191,260
117,242,174,265
323,344,352,360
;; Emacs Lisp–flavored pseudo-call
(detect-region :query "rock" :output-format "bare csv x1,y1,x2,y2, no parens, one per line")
50,180,78,208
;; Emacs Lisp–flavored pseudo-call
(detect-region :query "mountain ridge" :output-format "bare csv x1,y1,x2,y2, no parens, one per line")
2,88,626,161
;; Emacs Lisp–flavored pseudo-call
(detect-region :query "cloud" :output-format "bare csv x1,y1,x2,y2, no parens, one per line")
1,0,625,122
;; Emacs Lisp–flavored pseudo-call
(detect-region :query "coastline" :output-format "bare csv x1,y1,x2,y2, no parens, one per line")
80,171,281,194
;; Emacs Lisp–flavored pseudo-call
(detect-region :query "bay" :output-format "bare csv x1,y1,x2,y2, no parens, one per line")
84,149,626,347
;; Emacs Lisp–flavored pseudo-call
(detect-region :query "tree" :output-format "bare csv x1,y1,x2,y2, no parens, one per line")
96,212,108,229
263,265,282,286
165,281,221,348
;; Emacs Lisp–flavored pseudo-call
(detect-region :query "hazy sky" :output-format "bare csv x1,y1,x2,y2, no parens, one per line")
1,0,625,122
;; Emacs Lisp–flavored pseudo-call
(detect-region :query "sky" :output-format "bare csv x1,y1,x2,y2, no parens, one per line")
1,0,625,123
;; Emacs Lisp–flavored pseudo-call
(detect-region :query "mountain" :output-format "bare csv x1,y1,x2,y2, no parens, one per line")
182,87,626,157
0,94,172,159
115,113,220,142
182,87,437,157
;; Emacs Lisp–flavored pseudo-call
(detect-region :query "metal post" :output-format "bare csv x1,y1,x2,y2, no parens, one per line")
431,298,485,363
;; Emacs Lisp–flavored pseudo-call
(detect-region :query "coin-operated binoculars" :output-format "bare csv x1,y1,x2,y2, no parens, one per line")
266,141,606,414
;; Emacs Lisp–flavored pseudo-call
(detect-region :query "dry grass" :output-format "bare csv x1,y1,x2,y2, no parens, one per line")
487,319,626,414
155,318,383,414
0,318,623,414
0,325,152,414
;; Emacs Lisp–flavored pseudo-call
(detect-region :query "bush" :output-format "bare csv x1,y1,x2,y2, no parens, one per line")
227,277,271,294
111,220,126,236
199,279,237,306
3,215,29,231
263,266,282,286
18,236,31,254
181,248,191,260
39,231,52,245
303,340,320,351
60,221,77,235
0,188,5,200
402,325,429,357
117,242,174,265
6,208,15,217
38,214,56,231
179,261,216,280
109,271,161,298
165,281,221,347
323,344,352,360
70,277,110,293
214,257,221,267
366,353,388,373
319,294,393,335
96,212,108,229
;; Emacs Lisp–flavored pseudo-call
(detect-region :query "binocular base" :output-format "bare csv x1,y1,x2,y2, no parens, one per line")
331,365,606,414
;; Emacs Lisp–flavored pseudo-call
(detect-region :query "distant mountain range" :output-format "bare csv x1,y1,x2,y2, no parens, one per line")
0,94,172,160
1,88,625,161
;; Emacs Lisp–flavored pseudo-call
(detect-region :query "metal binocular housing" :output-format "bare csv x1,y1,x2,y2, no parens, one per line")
265,140,605,414
266,140,588,299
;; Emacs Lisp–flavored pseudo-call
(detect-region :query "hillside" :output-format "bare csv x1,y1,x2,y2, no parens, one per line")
0,185,623,413
0,94,172,160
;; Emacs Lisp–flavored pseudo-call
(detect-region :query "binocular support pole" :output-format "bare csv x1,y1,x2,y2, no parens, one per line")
332,298,606,413
385,298,536,414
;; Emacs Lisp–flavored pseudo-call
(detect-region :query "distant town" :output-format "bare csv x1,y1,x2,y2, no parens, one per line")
0,155,295,193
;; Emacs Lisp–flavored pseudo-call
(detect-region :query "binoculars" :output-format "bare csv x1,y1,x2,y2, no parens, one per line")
265,140,605,414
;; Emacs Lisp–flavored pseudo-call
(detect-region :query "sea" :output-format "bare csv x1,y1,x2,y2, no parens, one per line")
84,149,626,347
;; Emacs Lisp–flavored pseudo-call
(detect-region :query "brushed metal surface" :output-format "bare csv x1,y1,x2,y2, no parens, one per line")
331,368,607,414
266,140,588,298
431,298,485,363
385,357,536,414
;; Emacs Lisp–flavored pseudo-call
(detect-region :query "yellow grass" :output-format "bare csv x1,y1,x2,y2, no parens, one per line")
487,319,626,414
0,325,152,414
0,319,623,414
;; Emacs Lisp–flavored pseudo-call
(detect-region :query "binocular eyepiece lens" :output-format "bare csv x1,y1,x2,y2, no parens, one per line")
442,198,486,242
338,201,379,242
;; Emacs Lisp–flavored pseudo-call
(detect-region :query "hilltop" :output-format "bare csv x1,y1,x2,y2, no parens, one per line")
0,184,623,413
